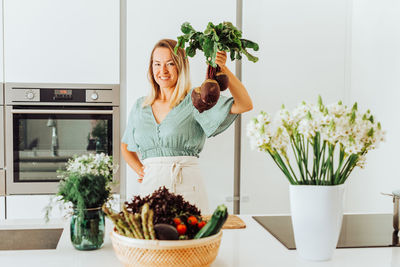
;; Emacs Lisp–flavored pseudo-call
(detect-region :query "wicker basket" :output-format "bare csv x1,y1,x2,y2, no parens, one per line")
110,230,223,267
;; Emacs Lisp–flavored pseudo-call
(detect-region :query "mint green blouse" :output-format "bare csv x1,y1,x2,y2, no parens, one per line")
122,88,238,160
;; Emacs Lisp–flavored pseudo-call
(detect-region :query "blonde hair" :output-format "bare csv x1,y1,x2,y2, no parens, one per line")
142,39,191,108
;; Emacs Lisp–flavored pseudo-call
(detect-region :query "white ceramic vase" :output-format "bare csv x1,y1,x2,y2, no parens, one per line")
289,184,345,261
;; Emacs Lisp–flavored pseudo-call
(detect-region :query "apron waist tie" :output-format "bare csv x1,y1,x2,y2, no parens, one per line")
170,161,197,193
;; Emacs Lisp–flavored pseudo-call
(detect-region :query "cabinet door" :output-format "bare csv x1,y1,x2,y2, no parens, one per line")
240,0,349,214
0,196,5,220
6,194,120,220
125,0,236,213
4,0,119,83
6,195,66,220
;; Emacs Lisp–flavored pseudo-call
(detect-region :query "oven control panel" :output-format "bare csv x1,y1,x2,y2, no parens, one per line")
6,88,116,104
5,83,120,106
10,88,41,102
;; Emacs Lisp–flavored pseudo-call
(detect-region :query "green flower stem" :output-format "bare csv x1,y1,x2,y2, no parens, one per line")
273,151,296,184
290,137,305,182
339,154,359,184
317,141,327,181
333,147,345,184
268,151,296,184
301,136,313,181
328,144,335,184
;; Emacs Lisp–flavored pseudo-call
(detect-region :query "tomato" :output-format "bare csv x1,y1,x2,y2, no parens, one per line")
176,224,187,235
173,217,181,226
197,221,206,229
187,216,198,226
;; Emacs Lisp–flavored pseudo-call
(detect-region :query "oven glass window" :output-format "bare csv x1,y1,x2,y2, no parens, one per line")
13,114,113,182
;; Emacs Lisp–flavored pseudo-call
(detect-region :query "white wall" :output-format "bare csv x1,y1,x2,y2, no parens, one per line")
345,0,400,213
240,0,399,214
240,0,349,214
3,0,119,83
125,0,237,212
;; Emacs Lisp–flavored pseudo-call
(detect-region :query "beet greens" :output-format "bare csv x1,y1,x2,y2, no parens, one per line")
174,21,259,67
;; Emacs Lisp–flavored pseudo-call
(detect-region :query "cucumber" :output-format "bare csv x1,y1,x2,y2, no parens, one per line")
194,204,228,239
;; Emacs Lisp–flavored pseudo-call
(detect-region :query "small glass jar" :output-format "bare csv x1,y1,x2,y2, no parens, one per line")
70,207,105,250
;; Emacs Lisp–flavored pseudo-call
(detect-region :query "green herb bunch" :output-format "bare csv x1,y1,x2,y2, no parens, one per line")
175,21,259,67
57,153,117,210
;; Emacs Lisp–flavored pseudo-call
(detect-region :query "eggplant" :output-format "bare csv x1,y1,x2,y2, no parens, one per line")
154,224,179,240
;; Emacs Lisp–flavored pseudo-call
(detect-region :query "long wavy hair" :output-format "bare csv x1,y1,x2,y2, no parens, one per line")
142,39,191,108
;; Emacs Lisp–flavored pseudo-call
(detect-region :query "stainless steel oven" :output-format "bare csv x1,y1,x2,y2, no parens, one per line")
4,83,120,195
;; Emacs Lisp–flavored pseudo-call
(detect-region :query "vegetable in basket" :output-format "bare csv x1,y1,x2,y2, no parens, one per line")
195,204,228,239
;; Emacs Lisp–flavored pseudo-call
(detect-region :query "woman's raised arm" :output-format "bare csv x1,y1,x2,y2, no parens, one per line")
215,51,253,114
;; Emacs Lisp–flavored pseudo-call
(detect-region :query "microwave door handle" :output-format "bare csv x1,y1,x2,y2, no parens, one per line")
11,109,114,115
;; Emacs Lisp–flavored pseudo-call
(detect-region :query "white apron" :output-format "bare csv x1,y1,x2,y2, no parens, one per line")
141,156,209,214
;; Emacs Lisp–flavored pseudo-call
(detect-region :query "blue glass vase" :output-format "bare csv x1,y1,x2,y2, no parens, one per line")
70,207,105,250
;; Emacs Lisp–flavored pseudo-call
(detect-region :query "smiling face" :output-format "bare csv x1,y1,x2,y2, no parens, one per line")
152,47,179,91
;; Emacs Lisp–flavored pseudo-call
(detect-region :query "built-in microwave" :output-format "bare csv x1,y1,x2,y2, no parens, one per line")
4,83,120,195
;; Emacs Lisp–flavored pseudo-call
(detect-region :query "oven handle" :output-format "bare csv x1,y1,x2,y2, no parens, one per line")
11,109,114,114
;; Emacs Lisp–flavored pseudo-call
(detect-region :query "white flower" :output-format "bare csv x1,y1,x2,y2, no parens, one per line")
63,153,117,181
247,97,384,184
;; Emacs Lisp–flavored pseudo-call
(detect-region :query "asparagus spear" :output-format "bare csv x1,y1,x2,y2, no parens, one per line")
141,203,150,240
148,209,156,240
102,205,129,236
122,206,141,239
129,213,144,239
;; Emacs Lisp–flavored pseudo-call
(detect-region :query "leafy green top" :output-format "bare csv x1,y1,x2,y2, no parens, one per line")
174,21,259,67
57,153,117,210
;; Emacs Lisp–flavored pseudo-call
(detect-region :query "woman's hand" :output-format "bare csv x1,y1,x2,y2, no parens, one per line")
135,165,145,183
121,143,146,183
215,51,227,68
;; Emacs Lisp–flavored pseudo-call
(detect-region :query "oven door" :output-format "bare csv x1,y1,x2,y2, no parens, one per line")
5,106,120,194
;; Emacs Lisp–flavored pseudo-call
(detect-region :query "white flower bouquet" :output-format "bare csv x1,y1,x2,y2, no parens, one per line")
247,97,385,185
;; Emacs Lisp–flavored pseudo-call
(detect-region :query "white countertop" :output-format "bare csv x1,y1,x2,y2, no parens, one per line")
0,215,399,267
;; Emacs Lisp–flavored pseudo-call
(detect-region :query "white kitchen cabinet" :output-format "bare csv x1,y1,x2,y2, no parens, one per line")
125,0,236,213
6,194,120,220
6,195,66,220
0,197,5,220
3,0,119,83
240,0,349,214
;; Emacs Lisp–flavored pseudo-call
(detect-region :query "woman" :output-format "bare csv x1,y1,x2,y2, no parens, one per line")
121,39,252,213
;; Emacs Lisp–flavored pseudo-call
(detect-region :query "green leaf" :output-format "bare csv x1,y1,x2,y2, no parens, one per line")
181,22,195,35
241,39,259,51
242,49,259,63
229,49,236,61
186,46,196,57
175,21,259,65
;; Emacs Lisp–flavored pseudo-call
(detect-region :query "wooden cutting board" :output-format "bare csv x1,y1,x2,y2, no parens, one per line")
202,214,246,229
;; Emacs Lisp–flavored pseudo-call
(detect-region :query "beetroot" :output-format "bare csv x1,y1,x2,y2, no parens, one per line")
215,72,229,91
191,87,217,113
200,79,220,104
